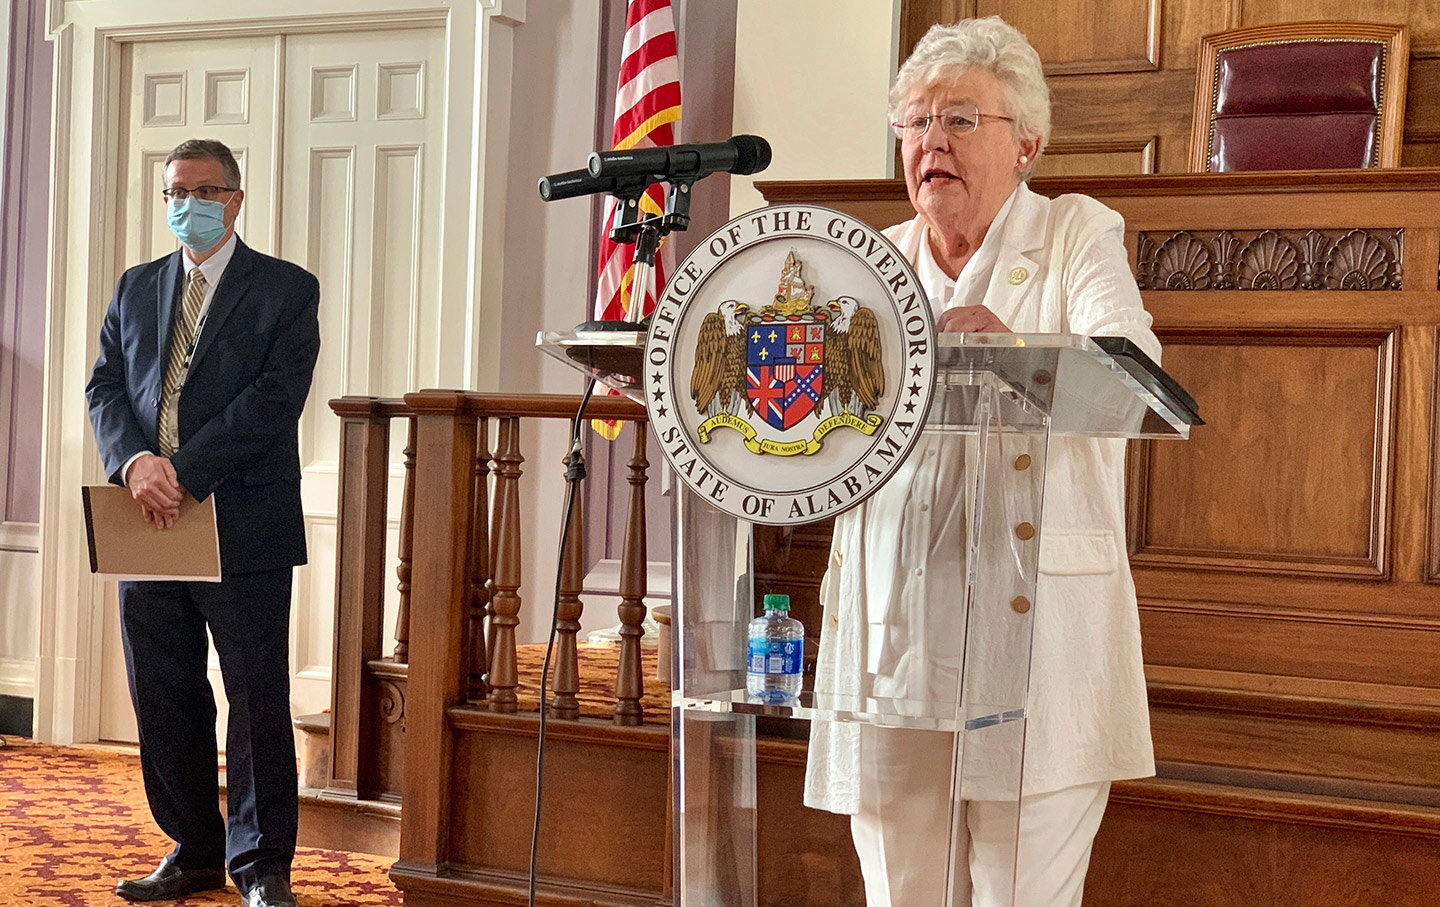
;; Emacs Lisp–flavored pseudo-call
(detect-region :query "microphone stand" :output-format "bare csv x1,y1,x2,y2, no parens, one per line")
531,178,697,907
574,177,693,332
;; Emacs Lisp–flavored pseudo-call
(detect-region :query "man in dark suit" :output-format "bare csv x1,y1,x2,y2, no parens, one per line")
86,138,319,907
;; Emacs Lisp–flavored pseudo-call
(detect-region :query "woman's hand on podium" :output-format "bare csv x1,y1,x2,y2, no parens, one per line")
936,304,1010,333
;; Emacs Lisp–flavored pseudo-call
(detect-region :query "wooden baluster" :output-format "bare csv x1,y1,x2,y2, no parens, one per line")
465,418,492,701
392,417,416,664
325,397,391,800
549,447,585,719
487,416,524,712
614,424,649,726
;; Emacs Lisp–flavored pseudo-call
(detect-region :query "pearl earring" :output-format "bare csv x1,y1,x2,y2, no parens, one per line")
1019,156,1028,164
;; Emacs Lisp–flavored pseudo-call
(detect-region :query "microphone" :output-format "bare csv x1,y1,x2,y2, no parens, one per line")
587,134,771,182
537,167,625,202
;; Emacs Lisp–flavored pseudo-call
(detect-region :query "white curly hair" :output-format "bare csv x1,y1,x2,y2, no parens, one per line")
890,16,1051,179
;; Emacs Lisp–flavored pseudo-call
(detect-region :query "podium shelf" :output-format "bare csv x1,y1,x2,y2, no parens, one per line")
537,329,647,401
673,688,1027,733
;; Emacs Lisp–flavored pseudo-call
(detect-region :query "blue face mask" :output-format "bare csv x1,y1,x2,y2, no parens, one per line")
167,197,230,252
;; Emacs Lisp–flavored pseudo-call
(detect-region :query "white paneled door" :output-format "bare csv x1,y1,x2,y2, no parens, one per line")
99,26,445,747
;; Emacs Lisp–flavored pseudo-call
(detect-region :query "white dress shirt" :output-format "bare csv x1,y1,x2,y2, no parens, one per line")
122,233,239,482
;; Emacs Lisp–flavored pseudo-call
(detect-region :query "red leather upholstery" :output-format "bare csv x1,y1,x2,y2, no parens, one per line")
1208,40,1386,171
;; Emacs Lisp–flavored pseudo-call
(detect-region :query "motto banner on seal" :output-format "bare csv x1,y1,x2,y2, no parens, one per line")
645,204,937,526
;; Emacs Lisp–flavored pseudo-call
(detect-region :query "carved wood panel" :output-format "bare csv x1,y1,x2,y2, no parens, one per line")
1136,229,1404,290
1129,331,1396,577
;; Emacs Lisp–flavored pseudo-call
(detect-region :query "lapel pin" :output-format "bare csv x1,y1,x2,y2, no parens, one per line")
1008,266,1029,285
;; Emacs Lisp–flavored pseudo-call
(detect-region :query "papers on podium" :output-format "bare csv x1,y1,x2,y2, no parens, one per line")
82,485,222,582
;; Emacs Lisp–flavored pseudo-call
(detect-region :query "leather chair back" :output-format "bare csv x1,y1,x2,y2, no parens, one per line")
1190,22,1409,172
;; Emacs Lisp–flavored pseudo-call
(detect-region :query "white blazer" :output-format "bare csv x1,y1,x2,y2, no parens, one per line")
804,184,1160,813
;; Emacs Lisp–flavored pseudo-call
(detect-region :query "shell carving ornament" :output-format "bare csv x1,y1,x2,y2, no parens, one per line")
1137,229,1401,291
1328,230,1394,290
1237,231,1300,290
1154,232,1213,289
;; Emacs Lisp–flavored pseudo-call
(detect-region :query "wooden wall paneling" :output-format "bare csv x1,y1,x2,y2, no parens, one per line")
1146,697,1440,790
755,749,865,906
445,717,669,894
976,0,1161,74
1235,0,1409,31
1131,562,1440,618
1130,331,1396,578
1402,135,1440,168
1136,603,1440,689
1160,0,1237,69
1035,136,1157,177
1046,70,1196,173
1086,782,1440,907
1403,57,1440,165
1406,1,1440,50
1392,325,1434,582
752,521,832,642
1429,325,1440,582
898,0,976,58
1146,661,1440,709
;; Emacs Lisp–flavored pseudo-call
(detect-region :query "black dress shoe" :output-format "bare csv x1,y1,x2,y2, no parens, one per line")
115,862,227,901
245,874,299,907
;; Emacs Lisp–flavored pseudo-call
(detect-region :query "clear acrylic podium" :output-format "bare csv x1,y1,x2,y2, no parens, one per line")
538,331,1195,907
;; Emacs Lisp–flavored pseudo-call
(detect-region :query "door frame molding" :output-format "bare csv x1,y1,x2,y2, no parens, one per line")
34,0,524,743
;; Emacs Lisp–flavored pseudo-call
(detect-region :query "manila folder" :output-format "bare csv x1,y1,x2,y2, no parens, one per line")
82,485,222,582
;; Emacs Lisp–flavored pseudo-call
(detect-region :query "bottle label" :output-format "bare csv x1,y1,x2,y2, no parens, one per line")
748,637,802,675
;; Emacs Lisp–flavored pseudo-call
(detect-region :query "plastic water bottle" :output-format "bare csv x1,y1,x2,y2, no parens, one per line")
746,594,804,704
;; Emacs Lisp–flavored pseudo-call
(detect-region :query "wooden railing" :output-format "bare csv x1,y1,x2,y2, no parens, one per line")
324,391,651,803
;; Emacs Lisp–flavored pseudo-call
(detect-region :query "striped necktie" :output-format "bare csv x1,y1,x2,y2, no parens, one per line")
158,268,207,456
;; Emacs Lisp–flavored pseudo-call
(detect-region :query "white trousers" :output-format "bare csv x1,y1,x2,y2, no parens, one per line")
850,724,1110,907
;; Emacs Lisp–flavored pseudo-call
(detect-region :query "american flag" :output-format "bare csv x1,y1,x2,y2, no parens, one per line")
593,0,682,324
592,0,682,439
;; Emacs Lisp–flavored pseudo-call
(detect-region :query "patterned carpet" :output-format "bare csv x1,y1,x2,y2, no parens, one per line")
0,736,400,906
511,641,671,720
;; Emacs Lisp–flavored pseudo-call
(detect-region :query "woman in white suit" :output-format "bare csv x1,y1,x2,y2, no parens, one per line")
803,17,1161,907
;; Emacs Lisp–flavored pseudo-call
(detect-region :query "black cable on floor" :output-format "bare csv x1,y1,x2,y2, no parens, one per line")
528,377,597,907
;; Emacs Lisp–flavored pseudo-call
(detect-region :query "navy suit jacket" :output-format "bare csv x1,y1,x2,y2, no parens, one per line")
86,238,321,575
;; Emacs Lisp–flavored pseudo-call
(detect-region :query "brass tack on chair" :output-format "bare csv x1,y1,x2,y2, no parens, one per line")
1014,453,1031,471
1011,596,1032,614
1015,522,1036,541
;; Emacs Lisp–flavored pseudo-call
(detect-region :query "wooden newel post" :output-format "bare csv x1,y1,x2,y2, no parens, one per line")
325,396,391,800
487,417,525,713
393,417,416,664
550,447,585,720
614,425,649,726
397,390,477,869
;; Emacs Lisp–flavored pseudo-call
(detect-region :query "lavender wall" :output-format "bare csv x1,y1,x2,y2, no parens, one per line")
0,0,51,527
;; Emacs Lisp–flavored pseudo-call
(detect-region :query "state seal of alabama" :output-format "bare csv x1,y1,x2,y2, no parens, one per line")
688,251,886,457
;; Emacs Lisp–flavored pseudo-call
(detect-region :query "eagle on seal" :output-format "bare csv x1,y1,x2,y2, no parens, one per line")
824,295,884,417
690,300,749,417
